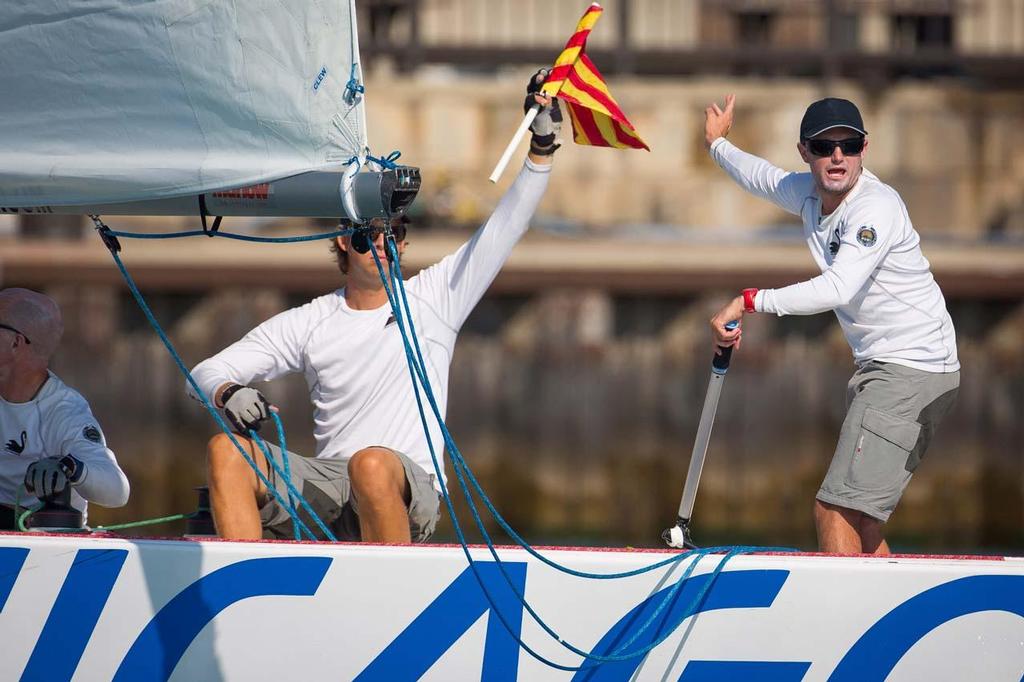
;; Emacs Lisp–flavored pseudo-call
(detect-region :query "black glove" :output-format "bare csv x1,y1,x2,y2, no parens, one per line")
220,384,272,434
524,68,562,155
25,455,83,499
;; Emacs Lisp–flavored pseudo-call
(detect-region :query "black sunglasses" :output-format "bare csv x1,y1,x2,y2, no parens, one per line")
805,137,865,157
371,223,407,243
0,323,31,344
350,223,408,255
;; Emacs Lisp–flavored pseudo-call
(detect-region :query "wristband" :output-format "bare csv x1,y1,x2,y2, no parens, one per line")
529,133,560,156
531,132,556,148
529,142,560,156
218,383,245,408
59,454,86,485
742,288,758,313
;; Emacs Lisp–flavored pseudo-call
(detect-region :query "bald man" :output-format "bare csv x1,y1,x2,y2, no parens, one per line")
0,288,129,529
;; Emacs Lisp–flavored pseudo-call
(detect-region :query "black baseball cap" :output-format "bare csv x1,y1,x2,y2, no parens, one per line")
800,98,867,139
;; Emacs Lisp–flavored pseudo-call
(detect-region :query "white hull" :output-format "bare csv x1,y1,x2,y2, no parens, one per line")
1,533,1022,681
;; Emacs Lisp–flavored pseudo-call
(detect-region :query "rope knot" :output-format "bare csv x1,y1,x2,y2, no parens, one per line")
343,63,365,105
370,150,402,169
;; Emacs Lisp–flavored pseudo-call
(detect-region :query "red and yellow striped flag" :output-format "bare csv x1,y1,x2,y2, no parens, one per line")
540,3,649,151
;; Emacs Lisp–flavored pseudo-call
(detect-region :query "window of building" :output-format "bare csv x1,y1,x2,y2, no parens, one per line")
832,11,860,50
736,11,776,47
891,13,954,50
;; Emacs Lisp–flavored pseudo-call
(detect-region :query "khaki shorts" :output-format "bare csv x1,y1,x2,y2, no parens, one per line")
256,443,441,542
817,362,959,522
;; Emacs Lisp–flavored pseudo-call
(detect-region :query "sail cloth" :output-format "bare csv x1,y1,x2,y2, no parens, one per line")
541,4,648,151
0,0,368,207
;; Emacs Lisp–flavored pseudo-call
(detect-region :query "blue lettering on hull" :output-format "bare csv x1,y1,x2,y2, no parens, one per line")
0,547,29,612
23,549,128,682
357,561,528,681
115,556,331,681
1,543,1021,681
573,570,792,682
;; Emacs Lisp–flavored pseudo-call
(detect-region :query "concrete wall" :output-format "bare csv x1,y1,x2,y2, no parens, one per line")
36,282,1024,552
410,0,1024,54
365,71,1024,237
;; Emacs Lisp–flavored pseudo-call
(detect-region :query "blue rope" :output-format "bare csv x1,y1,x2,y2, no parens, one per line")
367,150,401,169
278,417,300,541
385,236,785,577
249,416,337,540
344,63,365,104
99,227,337,541
371,238,796,669
376,250,772,669
102,214,794,670
107,227,354,243
256,413,301,541
341,150,399,171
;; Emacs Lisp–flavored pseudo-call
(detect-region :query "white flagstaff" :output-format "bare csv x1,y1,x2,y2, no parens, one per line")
488,105,540,183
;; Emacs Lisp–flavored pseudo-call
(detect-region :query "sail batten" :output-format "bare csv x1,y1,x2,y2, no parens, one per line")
0,0,367,207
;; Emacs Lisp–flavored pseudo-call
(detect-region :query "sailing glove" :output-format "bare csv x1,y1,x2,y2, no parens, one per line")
24,455,84,499
221,384,272,434
525,68,562,155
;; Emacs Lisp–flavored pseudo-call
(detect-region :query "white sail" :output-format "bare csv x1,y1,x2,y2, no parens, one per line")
0,0,368,207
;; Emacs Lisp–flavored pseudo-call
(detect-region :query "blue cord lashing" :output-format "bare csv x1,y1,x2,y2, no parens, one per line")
368,150,401,169
344,63,365,104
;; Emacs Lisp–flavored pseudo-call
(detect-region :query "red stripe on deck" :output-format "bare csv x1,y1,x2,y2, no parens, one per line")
5,532,1010,561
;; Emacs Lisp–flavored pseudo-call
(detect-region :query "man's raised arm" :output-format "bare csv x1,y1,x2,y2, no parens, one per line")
705,94,810,216
414,71,557,331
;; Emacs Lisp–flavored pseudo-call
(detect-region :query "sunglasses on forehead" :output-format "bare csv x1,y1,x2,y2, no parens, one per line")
805,137,866,157
0,323,31,344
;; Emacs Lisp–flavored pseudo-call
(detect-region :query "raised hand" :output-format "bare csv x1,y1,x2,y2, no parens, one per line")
704,94,736,149
525,68,562,155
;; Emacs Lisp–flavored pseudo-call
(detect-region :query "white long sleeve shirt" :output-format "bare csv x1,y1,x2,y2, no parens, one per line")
190,159,552,483
710,137,958,373
1,372,130,518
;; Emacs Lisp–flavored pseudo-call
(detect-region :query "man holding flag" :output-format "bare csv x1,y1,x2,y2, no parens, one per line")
193,76,560,542
490,3,647,182
196,3,650,543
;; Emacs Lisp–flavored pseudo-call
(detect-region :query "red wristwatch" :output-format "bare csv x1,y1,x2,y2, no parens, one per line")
742,288,759,313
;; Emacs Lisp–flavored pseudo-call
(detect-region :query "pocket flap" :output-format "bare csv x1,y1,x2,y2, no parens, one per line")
861,407,921,452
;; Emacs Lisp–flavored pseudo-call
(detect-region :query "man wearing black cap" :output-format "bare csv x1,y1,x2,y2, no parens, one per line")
703,95,960,554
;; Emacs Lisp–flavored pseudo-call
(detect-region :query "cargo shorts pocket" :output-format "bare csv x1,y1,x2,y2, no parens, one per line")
408,474,441,543
846,407,922,492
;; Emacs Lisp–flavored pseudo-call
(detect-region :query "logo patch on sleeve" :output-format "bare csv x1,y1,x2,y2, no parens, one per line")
856,226,877,247
83,425,102,443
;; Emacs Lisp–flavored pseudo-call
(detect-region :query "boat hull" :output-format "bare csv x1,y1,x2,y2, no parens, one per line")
1,533,1022,680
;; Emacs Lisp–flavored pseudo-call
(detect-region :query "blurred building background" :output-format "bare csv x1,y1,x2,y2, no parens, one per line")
2,0,1022,551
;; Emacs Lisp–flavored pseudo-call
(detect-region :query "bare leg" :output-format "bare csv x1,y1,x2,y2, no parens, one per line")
206,433,267,540
348,447,412,543
814,499,864,553
859,515,890,555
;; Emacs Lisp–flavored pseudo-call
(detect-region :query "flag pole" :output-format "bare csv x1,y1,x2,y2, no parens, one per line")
488,105,540,184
